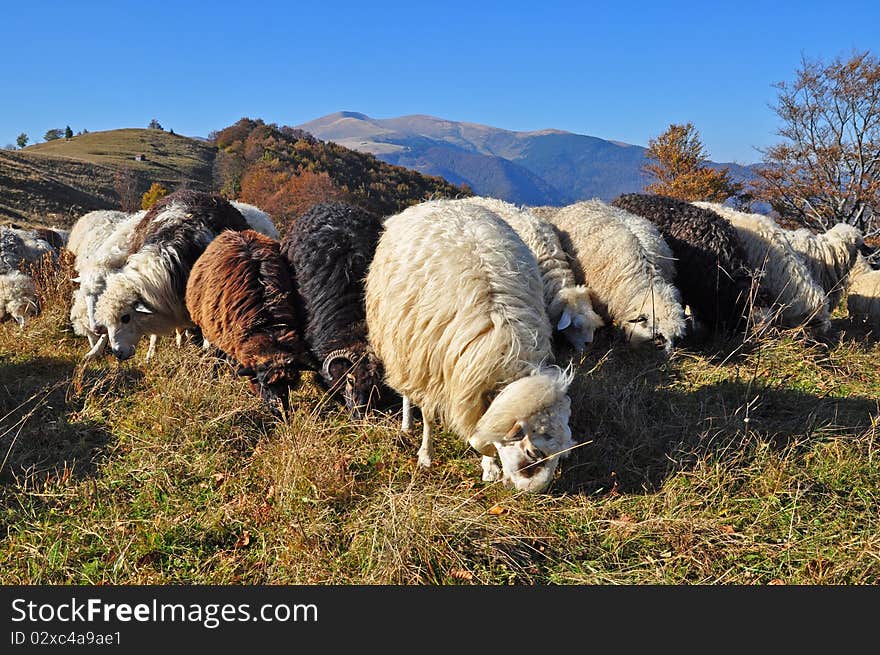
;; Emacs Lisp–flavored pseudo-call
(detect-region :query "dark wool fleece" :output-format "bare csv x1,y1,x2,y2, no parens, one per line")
612,193,756,331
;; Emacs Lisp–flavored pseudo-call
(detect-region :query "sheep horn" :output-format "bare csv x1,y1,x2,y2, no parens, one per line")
321,348,354,380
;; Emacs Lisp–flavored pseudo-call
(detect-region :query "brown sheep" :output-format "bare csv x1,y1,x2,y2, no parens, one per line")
185,230,317,414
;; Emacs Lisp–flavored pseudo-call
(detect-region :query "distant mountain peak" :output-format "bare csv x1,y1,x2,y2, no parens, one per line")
297,112,756,205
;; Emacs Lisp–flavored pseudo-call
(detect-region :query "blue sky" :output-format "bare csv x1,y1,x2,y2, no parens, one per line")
2,1,878,163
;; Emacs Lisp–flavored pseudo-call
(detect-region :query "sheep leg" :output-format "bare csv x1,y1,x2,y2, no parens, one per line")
83,334,107,361
175,329,183,348
145,334,158,362
87,332,97,348
481,456,502,482
401,395,413,433
417,417,433,469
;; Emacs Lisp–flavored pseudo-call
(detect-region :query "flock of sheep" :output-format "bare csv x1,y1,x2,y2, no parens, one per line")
2,188,880,493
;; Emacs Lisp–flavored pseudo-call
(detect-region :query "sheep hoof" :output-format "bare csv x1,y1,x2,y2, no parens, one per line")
417,449,432,469
481,456,502,482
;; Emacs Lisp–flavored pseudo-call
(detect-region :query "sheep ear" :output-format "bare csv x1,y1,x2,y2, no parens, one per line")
71,276,81,284
557,310,572,331
134,301,153,314
236,365,255,377
504,420,527,442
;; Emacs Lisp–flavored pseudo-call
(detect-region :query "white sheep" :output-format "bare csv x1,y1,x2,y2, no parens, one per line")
694,202,832,335
0,227,56,328
846,254,880,332
545,200,687,353
366,199,575,492
451,197,604,350
70,212,152,359
0,270,38,327
786,223,865,311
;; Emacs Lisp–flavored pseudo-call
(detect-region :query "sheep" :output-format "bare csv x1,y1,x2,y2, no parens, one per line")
186,229,316,413
611,193,758,333
785,223,866,311
93,189,251,360
0,270,38,327
365,199,575,493
449,197,604,351
694,202,832,335
0,227,55,327
66,210,129,260
545,199,687,353
0,226,55,273
280,202,386,417
69,212,146,359
846,254,880,332
230,201,279,240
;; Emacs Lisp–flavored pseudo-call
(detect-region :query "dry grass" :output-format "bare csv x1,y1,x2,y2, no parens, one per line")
0,263,878,584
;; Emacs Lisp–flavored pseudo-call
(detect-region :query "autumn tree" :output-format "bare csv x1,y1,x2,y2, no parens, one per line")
141,182,169,210
644,122,742,202
16,133,28,149
239,165,348,231
114,168,140,212
752,50,880,233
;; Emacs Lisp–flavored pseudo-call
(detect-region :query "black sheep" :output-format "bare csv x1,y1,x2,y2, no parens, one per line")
281,202,387,416
611,193,761,333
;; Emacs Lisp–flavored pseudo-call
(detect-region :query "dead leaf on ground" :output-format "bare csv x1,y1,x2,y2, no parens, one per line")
720,524,736,534
488,505,508,516
768,578,785,585
234,531,251,549
448,568,474,581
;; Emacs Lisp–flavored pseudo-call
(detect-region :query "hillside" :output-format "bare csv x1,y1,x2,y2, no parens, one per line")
0,129,215,226
298,112,757,205
211,118,468,225
0,122,468,228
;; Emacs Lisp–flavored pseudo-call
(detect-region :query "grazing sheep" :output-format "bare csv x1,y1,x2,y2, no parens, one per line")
280,202,385,417
0,270,38,327
93,190,250,360
846,254,880,332
70,212,147,359
0,226,55,273
230,201,279,240
611,194,757,333
186,230,316,413
66,210,129,260
694,202,832,335
0,227,55,327
450,197,604,351
546,199,687,353
366,199,575,493
786,223,865,311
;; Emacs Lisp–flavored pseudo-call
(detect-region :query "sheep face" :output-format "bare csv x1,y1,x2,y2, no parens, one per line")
623,314,673,354
93,279,158,360
557,301,604,352
5,296,37,327
323,348,385,418
486,396,574,493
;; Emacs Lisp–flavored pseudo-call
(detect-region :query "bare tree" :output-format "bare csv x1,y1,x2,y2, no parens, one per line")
114,168,140,213
753,50,880,233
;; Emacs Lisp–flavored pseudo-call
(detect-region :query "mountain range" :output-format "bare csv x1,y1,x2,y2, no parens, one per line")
298,112,756,206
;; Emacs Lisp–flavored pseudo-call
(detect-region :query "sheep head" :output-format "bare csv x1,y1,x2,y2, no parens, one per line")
470,368,574,493
552,285,605,351
321,346,385,418
93,272,163,360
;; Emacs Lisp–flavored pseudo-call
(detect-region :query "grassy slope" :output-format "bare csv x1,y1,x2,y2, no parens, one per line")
0,129,214,226
0,260,878,584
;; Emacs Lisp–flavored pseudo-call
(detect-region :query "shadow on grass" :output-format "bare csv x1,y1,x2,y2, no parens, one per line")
555,344,878,496
0,356,144,486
